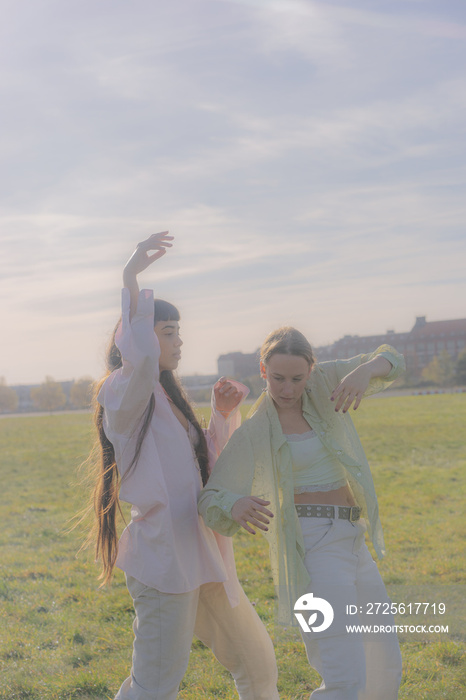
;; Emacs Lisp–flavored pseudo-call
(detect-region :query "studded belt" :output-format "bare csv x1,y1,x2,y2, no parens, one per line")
295,504,362,522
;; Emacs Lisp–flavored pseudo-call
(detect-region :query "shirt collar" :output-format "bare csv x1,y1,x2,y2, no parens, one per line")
264,387,329,455
263,390,321,454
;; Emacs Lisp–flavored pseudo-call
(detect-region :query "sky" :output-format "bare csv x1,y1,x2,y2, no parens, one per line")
1,0,465,385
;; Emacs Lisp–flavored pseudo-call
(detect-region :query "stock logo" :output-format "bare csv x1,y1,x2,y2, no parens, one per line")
294,593,334,633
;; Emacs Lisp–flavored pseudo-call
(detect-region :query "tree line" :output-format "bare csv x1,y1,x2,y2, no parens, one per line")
421,348,466,387
0,376,95,413
1,348,466,413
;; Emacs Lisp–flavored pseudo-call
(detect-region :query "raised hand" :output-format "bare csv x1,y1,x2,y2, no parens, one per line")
213,377,244,417
330,356,392,412
124,232,174,279
231,496,274,535
330,365,371,413
123,232,174,320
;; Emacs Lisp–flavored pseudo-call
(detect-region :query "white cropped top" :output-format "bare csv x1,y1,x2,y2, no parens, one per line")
285,430,347,494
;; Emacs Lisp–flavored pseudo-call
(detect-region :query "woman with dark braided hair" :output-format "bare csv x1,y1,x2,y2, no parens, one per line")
90,232,279,700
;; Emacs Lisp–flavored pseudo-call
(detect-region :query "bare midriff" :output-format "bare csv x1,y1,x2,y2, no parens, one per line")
294,483,357,507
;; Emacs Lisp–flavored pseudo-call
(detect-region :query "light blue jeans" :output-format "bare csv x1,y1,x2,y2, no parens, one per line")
114,577,279,700
298,516,402,699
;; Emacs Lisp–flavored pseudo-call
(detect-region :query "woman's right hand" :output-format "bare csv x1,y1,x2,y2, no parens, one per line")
124,232,174,280
231,496,274,535
123,232,174,319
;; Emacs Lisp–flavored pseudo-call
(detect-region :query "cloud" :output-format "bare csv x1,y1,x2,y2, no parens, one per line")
0,0,464,383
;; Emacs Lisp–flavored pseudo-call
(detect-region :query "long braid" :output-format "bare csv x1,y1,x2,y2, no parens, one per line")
159,371,210,486
92,400,120,582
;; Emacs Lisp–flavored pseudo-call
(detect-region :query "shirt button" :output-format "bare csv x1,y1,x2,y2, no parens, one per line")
357,472,362,477
337,450,343,455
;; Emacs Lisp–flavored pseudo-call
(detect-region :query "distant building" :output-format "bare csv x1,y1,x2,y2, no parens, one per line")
315,316,466,379
217,317,466,382
218,350,260,378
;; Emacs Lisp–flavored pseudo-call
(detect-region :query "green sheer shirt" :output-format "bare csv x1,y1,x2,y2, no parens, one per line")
198,345,405,625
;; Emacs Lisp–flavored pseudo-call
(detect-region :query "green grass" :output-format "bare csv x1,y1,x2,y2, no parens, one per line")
0,394,465,699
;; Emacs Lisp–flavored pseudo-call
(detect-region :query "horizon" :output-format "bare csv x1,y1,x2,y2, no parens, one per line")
5,309,464,387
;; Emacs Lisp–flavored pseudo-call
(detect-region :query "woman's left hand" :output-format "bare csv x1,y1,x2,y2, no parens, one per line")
214,377,243,417
330,364,372,413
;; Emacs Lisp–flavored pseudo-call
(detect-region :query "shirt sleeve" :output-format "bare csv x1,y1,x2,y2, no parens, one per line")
207,380,250,458
198,490,244,536
198,426,255,536
316,344,405,397
98,288,159,436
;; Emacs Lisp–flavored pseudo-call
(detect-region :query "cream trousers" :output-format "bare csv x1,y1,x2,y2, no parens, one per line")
298,516,402,700
114,576,279,700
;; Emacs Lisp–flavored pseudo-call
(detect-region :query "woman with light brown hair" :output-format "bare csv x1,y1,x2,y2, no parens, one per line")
88,232,279,700
199,325,405,699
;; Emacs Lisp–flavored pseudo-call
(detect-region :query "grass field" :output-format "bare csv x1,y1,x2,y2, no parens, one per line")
0,394,465,699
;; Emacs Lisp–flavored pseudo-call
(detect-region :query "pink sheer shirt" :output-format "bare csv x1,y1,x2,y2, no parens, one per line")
97,288,249,605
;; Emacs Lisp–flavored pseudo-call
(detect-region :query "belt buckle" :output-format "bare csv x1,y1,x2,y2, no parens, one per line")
350,506,361,522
